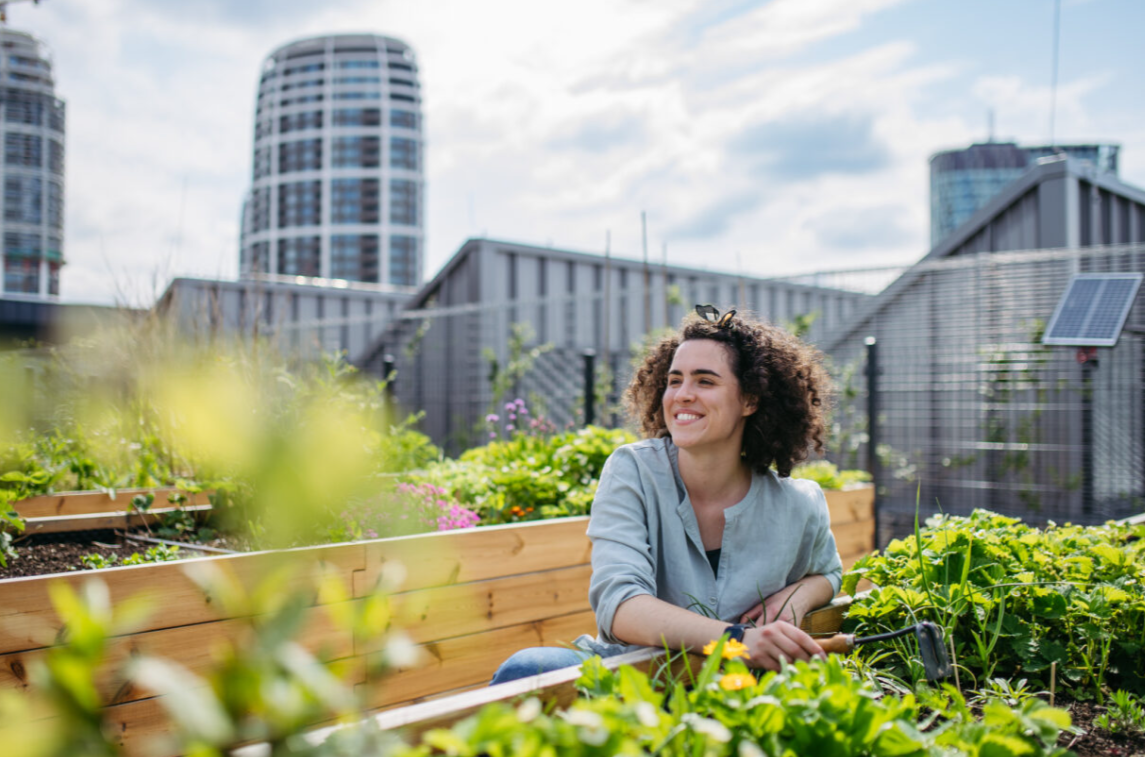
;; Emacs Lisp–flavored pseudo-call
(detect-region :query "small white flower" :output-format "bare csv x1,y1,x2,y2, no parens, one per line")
635,701,660,728
517,697,542,723
380,561,407,592
562,709,604,729
682,713,731,743
738,740,766,757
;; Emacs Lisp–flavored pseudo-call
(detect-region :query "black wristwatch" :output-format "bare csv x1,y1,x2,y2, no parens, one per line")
723,623,750,642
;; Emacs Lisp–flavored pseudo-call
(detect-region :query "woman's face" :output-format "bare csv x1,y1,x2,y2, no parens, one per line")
662,339,756,455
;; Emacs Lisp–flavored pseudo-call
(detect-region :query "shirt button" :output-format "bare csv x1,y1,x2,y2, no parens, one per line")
709,596,718,605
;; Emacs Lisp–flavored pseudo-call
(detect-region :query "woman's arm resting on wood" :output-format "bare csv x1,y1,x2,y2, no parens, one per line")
612,593,826,672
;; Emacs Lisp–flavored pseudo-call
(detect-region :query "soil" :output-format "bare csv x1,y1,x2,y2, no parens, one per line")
0,528,241,579
1059,699,1145,757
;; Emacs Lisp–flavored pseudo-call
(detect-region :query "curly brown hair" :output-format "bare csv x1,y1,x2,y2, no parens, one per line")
623,311,832,477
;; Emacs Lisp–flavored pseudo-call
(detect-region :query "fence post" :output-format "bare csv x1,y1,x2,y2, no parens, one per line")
865,336,881,546
582,349,596,427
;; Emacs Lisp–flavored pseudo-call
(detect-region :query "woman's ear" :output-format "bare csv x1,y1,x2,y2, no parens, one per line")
742,394,758,416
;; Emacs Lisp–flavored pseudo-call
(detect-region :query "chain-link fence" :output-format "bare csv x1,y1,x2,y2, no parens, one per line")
822,244,1145,544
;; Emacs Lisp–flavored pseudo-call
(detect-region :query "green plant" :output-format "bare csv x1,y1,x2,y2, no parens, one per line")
1095,689,1145,735
967,677,1047,708
842,509,1145,699
790,460,871,490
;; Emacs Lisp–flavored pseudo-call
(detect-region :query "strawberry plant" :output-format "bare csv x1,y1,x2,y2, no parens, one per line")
842,509,1145,699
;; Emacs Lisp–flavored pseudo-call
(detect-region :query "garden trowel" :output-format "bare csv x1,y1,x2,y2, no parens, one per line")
813,621,953,682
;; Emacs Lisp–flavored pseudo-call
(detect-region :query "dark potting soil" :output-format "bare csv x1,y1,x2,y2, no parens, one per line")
1060,698,1145,757
0,528,242,579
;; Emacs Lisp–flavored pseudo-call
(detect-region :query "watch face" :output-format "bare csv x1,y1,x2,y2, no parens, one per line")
725,624,747,642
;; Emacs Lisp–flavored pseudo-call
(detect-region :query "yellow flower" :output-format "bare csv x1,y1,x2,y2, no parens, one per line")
701,637,750,660
719,672,758,691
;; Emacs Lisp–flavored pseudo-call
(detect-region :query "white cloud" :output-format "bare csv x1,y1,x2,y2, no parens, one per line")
5,0,1142,305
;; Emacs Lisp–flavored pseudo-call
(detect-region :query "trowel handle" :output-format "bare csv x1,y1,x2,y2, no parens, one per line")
814,634,855,655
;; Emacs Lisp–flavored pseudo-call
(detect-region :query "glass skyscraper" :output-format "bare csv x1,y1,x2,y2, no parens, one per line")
239,33,423,288
0,28,65,298
930,142,1119,248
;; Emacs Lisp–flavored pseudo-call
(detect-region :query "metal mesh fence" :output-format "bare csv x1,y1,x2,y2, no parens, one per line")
822,244,1145,544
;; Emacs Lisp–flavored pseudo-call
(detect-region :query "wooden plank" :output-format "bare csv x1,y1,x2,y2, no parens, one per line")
0,605,358,704
825,486,874,526
362,610,597,710
298,648,703,750
22,504,212,535
380,564,593,651
355,517,591,596
0,543,366,655
13,488,212,519
801,595,851,636
832,519,875,559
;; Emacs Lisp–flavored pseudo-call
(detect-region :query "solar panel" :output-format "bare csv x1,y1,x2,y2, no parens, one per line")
1043,273,1143,347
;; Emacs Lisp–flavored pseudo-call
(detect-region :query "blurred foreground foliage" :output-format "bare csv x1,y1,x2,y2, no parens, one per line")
0,561,412,757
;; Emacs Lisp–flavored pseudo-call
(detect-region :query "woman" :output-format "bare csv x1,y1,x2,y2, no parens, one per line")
490,307,841,683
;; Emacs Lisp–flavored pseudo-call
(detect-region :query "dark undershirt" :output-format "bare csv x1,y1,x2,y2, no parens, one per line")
706,548,721,578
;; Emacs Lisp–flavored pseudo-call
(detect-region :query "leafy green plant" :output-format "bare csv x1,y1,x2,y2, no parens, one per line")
1096,689,1145,735
841,509,1145,699
790,460,871,490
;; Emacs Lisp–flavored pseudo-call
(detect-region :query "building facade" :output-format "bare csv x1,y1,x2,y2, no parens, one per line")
357,238,870,453
0,28,65,298
156,276,410,362
826,156,1145,539
239,33,423,289
930,142,1119,247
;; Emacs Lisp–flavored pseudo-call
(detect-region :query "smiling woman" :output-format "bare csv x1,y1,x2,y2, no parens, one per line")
490,306,840,684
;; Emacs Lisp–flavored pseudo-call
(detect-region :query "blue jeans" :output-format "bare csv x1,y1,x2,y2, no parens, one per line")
489,646,594,685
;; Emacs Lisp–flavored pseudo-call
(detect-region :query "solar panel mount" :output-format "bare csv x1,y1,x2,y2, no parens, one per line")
1042,273,1143,347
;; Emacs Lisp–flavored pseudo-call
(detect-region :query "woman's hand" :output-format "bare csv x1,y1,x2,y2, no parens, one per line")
742,621,825,671
741,575,834,627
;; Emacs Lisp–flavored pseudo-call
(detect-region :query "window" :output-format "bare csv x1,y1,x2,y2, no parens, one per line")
277,181,321,228
279,110,324,134
388,62,413,72
390,137,417,170
278,138,322,173
334,91,380,100
276,236,321,276
330,234,380,282
280,94,324,106
389,235,418,286
338,59,380,69
332,136,380,168
242,241,270,274
3,258,38,294
280,78,324,90
388,77,416,87
331,178,380,224
390,109,418,129
336,76,380,84
4,132,41,167
334,108,381,126
249,187,271,232
282,61,324,75
389,93,416,103
47,181,62,230
253,146,272,179
389,179,417,226
48,261,59,295
4,231,41,258
4,176,42,223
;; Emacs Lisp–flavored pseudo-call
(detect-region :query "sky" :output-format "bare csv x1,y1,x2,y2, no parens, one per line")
11,0,1145,306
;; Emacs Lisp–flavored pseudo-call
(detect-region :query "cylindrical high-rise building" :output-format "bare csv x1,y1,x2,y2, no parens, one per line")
240,33,423,288
0,29,65,298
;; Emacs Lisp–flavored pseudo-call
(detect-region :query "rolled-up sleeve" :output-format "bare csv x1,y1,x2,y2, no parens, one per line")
587,448,658,644
808,486,843,594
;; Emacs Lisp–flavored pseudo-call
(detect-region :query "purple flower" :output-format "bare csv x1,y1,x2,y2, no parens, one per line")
485,413,499,423
506,424,515,431
489,431,496,439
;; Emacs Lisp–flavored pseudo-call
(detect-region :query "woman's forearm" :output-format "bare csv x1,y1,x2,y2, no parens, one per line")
610,594,730,651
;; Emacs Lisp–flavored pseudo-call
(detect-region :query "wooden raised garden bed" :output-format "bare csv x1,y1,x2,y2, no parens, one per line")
11,486,213,535
0,486,874,757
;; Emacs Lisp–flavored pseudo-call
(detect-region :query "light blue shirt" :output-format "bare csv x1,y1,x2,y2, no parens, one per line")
577,438,842,655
